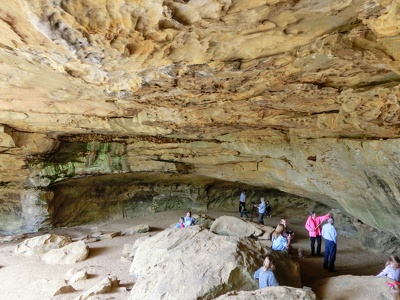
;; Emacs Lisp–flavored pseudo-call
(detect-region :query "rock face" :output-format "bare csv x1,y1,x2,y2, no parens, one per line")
14,234,72,256
129,225,301,299
214,287,316,300
210,215,274,240
311,275,394,300
0,0,400,242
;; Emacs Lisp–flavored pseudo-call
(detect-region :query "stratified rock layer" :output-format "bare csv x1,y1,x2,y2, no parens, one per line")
0,0,399,242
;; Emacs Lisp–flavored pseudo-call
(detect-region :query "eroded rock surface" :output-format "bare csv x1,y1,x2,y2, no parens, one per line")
129,224,301,299
312,275,395,300
210,215,274,239
14,234,72,256
41,240,89,264
214,286,316,300
0,0,399,245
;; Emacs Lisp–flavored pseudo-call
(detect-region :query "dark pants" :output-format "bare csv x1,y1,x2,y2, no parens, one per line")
258,212,264,224
240,210,250,218
323,239,337,270
239,202,245,213
310,235,322,255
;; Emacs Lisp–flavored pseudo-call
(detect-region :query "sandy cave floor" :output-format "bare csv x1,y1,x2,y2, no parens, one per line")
0,209,390,300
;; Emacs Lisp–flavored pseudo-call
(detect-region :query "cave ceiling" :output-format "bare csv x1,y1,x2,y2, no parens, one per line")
0,0,400,237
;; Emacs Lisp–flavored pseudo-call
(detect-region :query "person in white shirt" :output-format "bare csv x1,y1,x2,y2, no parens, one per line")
254,197,266,225
239,191,246,213
321,217,337,272
377,255,400,281
183,211,197,227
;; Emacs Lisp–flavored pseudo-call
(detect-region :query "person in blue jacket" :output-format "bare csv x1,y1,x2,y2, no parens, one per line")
254,255,279,288
254,197,266,224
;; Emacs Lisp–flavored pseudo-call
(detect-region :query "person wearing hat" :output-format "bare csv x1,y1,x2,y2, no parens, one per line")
305,210,331,256
321,217,337,272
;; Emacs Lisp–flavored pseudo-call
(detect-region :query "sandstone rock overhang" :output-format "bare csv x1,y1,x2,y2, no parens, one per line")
0,0,399,238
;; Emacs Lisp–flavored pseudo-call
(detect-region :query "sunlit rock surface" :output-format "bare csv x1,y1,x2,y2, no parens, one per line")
129,225,301,299
0,0,399,244
312,275,395,300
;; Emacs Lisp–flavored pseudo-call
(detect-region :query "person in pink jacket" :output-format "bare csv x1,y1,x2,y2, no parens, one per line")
305,211,331,256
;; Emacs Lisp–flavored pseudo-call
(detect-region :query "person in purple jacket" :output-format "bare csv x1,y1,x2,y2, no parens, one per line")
305,210,331,256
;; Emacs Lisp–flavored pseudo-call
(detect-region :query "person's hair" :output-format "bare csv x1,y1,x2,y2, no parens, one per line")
263,255,275,271
272,224,284,239
387,255,400,268
261,197,265,201
280,218,287,228
187,211,192,216
179,217,184,222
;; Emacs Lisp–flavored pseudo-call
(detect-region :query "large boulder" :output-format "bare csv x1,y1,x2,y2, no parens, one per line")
14,234,71,256
129,225,301,300
214,286,316,300
312,275,394,300
121,224,150,235
41,240,89,264
76,276,120,300
210,216,274,240
193,214,216,229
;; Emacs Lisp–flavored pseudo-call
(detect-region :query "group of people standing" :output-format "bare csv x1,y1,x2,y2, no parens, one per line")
255,209,334,288
239,192,271,224
305,210,337,272
179,192,398,293
256,209,399,291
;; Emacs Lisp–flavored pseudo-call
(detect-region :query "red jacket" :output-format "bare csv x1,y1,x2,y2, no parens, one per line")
305,213,330,237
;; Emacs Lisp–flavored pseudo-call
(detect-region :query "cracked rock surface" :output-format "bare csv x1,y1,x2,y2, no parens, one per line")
0,0,399,240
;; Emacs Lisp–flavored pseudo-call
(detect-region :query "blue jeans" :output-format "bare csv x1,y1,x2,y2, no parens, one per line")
323,239,337,270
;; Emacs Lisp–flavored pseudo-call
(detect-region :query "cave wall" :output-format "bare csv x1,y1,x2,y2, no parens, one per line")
0,0,400,244
1,136,399,243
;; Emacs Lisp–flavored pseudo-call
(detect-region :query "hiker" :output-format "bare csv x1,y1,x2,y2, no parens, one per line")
239,191,246,213
378,255,400,281
305,210,331,256
322,217,337,272
254,197,266,225
174,217,185,228
184,211,197,227
271,224,290,253
254,255,279,288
